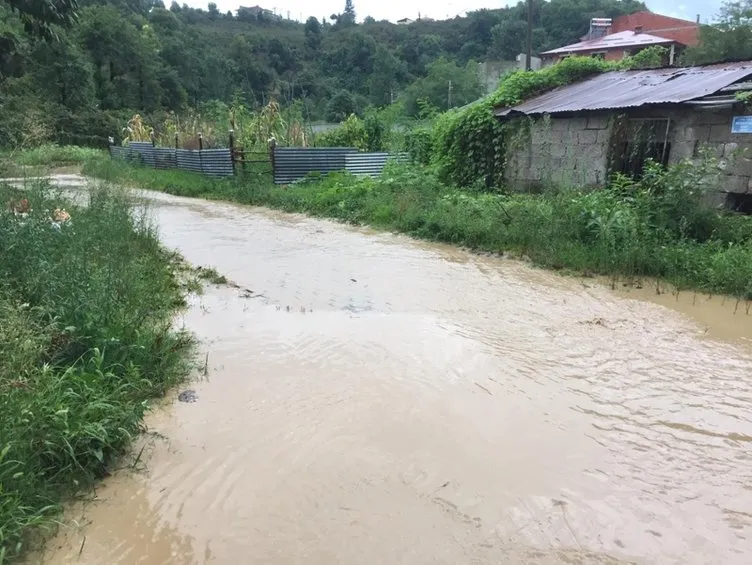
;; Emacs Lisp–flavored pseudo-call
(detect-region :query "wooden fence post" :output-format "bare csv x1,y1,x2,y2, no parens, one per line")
268,137,277,181
229,129,236,175
198,132,203,174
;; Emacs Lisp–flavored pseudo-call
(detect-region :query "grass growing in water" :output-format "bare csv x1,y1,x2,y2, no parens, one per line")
83,153,752,301
0,180,193,562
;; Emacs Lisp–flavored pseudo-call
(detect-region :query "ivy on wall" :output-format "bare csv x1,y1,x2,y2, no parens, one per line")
431,49,670,189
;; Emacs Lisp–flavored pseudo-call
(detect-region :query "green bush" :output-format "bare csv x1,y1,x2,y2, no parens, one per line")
403,126,434,165
314,111,394,152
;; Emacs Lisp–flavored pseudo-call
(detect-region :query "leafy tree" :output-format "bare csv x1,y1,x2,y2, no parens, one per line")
683,0,752,64
368,45,403,106
326,89,357,121
489,19,527,60
207,2,218,20
402,58,482,116
304,16,322,50
77,5,164,110
30,38,95,108
321,29,376,93
3,0,79,38
343,0,355,25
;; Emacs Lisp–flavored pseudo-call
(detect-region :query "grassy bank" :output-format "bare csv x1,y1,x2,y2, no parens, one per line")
83,154,752,300
0,180,194,562
0,145,105,178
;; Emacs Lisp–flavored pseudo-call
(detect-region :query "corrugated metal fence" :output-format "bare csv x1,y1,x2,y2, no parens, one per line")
273,147,408,184
110,142,234,177
110,142,407,183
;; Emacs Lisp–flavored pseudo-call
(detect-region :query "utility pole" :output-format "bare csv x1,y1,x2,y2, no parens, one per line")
448,80,453,108
390,88,394,104
526,0,533,71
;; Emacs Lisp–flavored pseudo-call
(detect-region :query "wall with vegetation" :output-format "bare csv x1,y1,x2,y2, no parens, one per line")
502,104,752,199
664,107,752,196
504,113,612,189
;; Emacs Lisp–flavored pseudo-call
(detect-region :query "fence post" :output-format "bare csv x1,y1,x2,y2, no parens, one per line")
229,129,236,175
174,132,179,149
108,136,114,158
150,130,156,147
268,137,277,182
198,132,203,175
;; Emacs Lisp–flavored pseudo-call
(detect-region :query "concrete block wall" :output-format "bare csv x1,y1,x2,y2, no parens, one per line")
667,108,752,195
505,114,611,189
505,107,752,198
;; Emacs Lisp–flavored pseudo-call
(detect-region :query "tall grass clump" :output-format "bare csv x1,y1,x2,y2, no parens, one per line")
0,181,192,562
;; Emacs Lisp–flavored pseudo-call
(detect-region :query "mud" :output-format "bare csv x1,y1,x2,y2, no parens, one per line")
29,181,752,565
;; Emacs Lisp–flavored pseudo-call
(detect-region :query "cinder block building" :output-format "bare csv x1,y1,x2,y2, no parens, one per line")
495,62,752,211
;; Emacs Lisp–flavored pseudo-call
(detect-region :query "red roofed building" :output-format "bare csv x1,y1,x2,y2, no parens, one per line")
540,11,700,66
610,11,700,47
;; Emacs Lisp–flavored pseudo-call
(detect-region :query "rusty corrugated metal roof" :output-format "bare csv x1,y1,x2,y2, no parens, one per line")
494,61,752,118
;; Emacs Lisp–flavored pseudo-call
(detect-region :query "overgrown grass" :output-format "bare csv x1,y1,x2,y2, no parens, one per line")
83,155,752,300
0,181,193,562
0,145,105,178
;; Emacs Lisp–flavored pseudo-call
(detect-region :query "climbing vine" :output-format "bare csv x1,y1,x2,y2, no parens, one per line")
431,53,670,189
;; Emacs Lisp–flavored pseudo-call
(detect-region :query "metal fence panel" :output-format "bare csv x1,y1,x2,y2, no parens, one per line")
273,147,356,184
199,148,234,177
110,142,234,178
273,148,407,184
111,143,403,183
344,152,409,178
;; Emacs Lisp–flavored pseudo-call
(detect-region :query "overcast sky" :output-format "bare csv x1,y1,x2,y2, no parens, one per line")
185,0,722,24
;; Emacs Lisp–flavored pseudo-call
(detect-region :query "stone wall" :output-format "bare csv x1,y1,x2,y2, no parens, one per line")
666,107,752,196
504,106,752,200
504,113,612,189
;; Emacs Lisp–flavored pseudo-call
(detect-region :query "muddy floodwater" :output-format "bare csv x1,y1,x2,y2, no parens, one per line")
31,182,752,564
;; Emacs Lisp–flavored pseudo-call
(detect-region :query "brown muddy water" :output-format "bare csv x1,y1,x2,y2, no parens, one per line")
26,178,752,564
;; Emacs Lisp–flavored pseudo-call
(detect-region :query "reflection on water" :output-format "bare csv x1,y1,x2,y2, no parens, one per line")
30,178,752,565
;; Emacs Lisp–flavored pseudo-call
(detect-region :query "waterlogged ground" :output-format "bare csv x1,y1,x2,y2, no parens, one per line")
29,177,752,564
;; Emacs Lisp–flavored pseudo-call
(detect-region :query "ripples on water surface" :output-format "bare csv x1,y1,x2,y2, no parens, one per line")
32,181,752,565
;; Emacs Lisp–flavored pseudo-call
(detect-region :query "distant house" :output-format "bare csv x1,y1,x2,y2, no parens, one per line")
396,18,414,25
609,11,700,47
494,61,752,211
237,5,279,21
541,30,685,66
540,12,700,66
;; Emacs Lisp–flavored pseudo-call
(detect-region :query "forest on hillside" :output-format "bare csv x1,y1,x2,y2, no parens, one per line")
2,0,749,149
1,0,651,147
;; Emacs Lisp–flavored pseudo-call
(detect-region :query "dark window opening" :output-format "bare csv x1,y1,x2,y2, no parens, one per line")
610,118,671,179
726,193,752,215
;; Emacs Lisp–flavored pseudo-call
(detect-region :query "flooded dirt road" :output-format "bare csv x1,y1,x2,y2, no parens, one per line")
35,183,752,564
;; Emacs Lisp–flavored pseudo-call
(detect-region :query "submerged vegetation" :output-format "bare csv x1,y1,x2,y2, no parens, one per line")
0,181,194,561
84,152,752,301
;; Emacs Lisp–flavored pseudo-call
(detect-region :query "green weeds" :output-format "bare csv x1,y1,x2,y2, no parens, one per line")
0,145,105,178
0,180,193,562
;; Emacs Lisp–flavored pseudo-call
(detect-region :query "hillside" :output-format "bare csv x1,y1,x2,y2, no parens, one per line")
0,0,647,146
